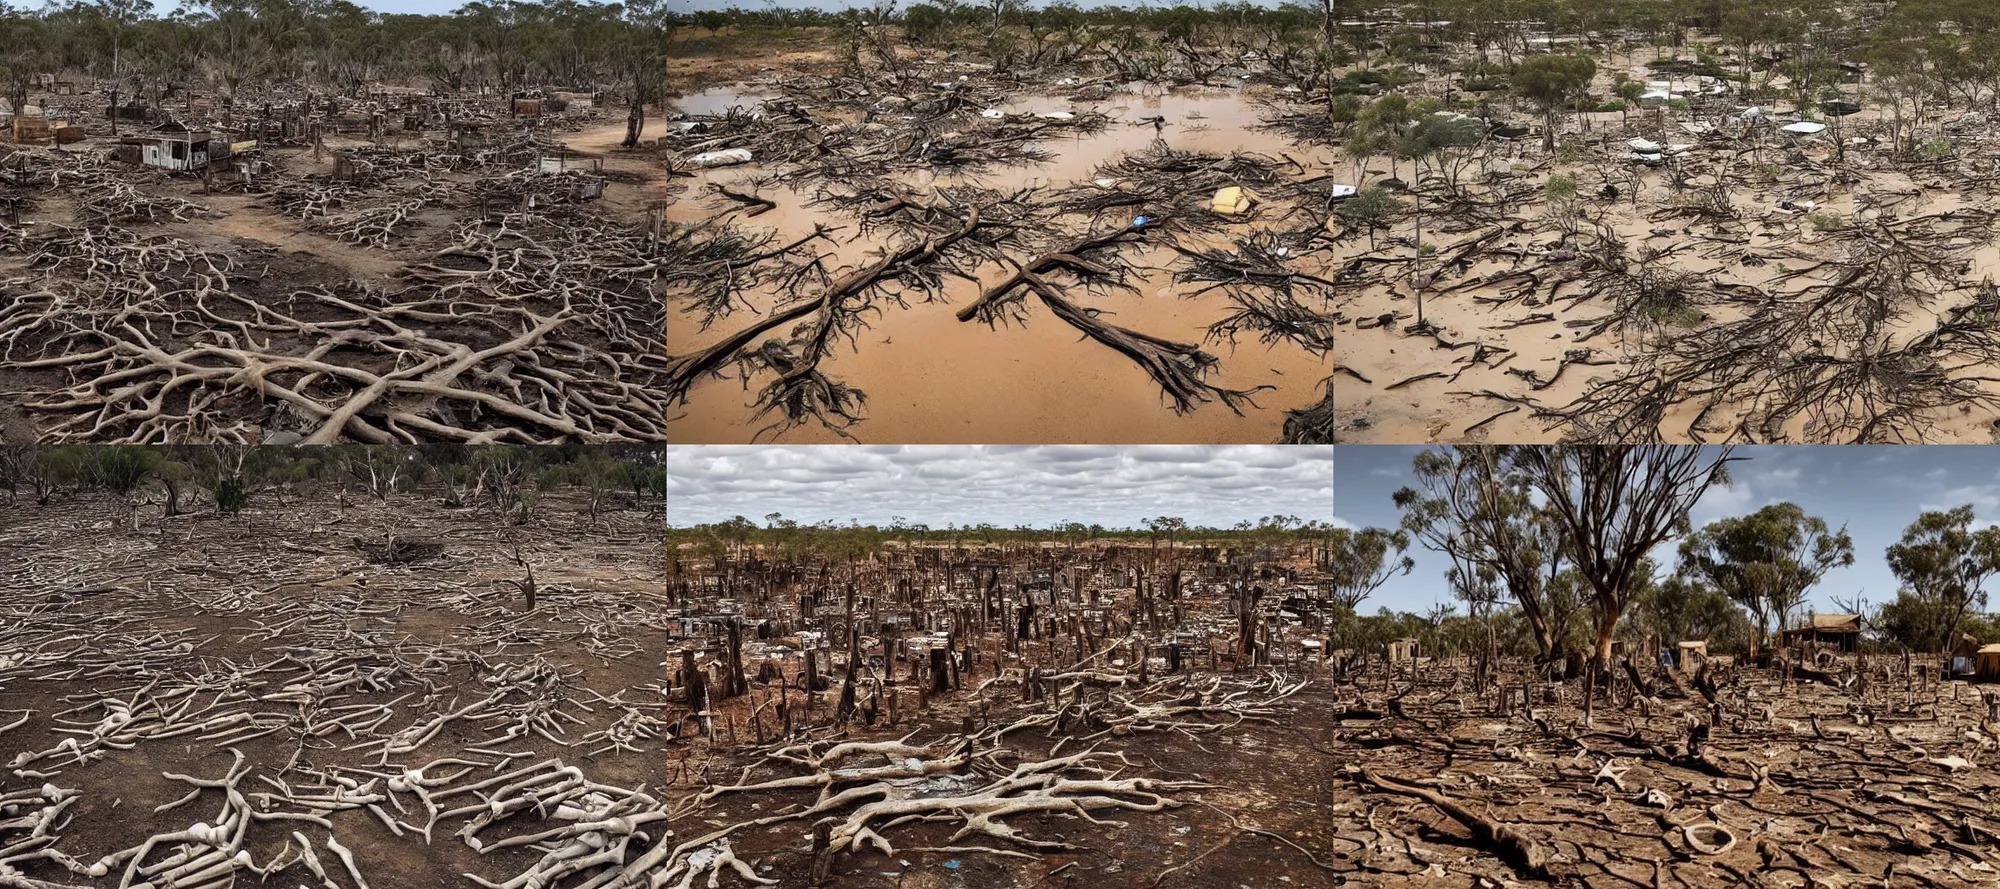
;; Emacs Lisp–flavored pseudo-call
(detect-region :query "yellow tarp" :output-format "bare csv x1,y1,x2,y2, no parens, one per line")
1211,186,1260,215
1977,643,2000,681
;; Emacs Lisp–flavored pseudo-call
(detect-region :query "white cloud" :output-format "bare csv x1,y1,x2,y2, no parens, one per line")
667,445,1333,528
1689,479,1756,525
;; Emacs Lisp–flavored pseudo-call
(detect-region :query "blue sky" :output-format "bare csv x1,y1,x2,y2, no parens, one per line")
1334,446,2000,616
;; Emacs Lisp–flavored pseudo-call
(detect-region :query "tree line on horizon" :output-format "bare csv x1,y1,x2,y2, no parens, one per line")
0,0,668,146
673,0,2000,156
666,513,1339,575
0,444,665,525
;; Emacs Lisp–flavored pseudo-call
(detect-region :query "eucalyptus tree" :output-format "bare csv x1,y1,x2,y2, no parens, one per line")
100,0,149,131
0,10,53,117
1390,109,1484,330
1677,502,1854,658
614,0,667,148
1514,52,1596,151
1884,505,2000,656
1629,573,1751,654
1513,445,1735,671
1394,446,1576,661
1328,526,1415,612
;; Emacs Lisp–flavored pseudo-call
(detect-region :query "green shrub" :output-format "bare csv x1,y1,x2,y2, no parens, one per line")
215,477,248,515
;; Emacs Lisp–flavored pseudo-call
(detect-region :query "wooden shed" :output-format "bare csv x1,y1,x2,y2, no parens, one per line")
1387,637,1420,663
1779,613,1862,653
1676,640,1709,671
126,121,212,171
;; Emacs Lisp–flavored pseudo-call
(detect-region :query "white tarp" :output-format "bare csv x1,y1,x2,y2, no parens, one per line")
1780,120,1828,135
689,148,753,167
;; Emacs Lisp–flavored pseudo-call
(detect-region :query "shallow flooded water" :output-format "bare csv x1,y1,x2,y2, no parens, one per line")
665,84,1329,444
670,86,773,117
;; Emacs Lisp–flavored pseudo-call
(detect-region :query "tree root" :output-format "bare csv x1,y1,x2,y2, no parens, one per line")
1356,767,1552,879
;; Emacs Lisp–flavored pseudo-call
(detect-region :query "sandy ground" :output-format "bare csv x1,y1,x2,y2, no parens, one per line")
1325,61,2000,444
565,114,674,219
665,84,1331,444
1330,143,2000,443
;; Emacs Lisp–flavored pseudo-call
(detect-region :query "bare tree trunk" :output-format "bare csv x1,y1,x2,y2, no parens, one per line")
1320,0,1338,108
622,99,644,148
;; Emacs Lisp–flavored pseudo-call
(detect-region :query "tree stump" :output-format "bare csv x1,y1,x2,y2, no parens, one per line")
809,819,835,887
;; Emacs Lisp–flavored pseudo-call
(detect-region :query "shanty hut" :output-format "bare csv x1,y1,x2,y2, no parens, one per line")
1978,644,2000,683
1387,637,1420,663
1952,633,1984,659
1676,640,1709,671
1779,613,1861,653
128,121,212,171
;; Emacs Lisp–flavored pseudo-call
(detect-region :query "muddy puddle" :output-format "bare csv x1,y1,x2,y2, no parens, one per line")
671,85,775,118
665,84,1329,444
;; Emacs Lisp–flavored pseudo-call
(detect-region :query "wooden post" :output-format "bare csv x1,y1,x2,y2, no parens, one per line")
725,617,747,699
809,819,835,886
683,649,708,731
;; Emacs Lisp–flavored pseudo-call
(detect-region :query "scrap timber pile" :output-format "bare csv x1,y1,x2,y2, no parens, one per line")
663,71,1337,444
0,122,664,444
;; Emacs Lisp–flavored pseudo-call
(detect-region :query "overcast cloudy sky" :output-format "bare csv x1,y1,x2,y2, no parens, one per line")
1336,446,2000,616
667,445,1333,528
